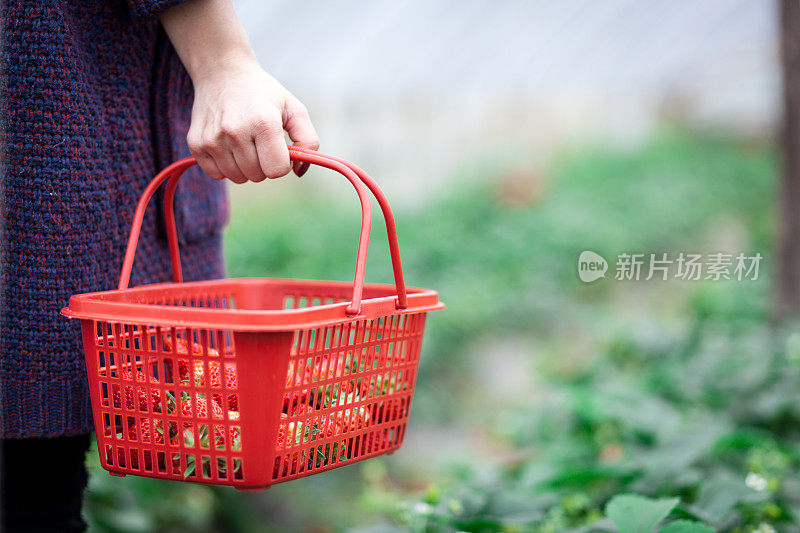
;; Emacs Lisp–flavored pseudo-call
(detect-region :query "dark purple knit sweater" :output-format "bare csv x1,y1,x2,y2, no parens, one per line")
0,0,229,438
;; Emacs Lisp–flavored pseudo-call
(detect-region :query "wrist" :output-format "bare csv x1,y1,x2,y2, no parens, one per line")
183,45,258,86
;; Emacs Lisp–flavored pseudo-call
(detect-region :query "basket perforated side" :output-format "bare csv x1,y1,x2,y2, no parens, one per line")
81,281,428,488
86,288,246,484
273,300,426,481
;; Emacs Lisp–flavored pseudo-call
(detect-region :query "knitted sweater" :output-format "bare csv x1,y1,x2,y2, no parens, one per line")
0,0,229,438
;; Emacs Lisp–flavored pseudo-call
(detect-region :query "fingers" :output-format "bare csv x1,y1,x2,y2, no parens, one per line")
187,128,224,180
252,116,291,179
188,124,248,183
187,96,317,183
210,120,251,184
231,139,267,183
283,95,319,176
194,153,224,181
188,121,265,184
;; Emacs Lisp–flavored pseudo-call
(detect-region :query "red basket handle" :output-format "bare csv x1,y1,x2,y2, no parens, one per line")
287,146,408,310
117,149,406,315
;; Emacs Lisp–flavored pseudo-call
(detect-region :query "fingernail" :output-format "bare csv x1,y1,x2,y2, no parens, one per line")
296,162,310,177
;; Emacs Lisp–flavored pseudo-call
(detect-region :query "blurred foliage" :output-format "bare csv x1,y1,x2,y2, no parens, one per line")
86,130,793,532
359,286,800,532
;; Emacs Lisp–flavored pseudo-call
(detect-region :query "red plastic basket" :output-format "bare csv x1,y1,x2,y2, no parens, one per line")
62,147,444,490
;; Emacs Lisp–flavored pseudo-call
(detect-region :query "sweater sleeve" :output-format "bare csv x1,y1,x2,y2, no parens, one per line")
127,0,187,19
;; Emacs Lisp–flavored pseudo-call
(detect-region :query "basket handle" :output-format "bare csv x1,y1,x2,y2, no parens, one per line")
118,149,407,315
287,146,408,310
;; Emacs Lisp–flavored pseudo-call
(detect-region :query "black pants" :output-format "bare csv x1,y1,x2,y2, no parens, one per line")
2,434,91,533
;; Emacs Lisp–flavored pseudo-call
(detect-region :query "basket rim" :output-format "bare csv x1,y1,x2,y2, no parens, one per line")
61,277,443,331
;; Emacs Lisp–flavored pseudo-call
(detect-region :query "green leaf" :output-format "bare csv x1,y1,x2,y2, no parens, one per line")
690,473,765,525
184,428,195,448
294,421,307,445
658,520,714,533
183,460,195,479
165,391,177,414
198,425,209,448
632,428,726,488
216,457,228,477
605,494,679,533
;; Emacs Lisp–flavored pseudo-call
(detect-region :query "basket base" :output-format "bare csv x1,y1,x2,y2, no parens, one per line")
234,486,271,492
109,471,127,477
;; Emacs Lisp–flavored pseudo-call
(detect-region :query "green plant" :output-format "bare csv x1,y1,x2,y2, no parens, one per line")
85,129,783,532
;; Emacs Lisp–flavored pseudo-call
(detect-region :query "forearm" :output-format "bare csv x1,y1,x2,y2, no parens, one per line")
160,0,256,83
158,0,319,181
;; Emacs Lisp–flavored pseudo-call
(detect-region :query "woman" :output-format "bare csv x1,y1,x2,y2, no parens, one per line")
0,0,318,530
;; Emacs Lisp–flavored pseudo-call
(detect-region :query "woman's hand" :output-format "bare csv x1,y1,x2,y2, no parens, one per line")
188,57,319,183
160,0,318,182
